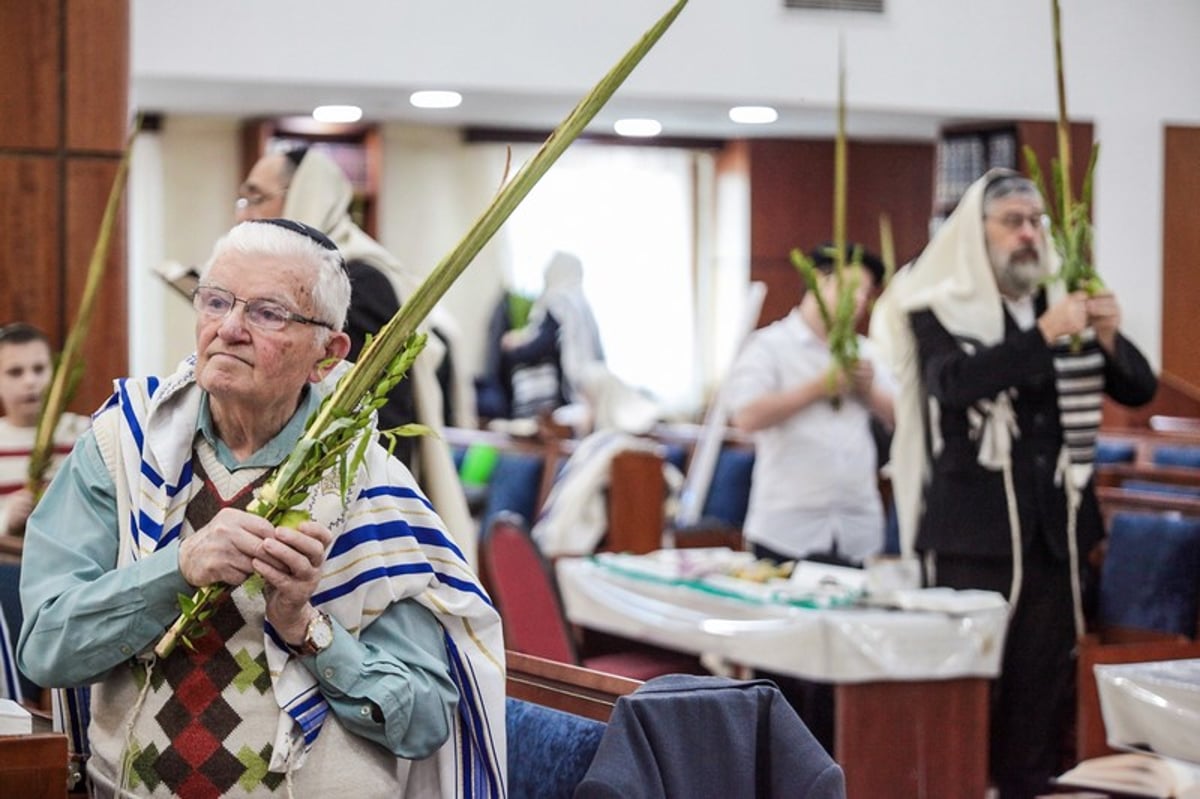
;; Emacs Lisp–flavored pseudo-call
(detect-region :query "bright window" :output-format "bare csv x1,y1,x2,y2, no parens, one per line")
500,142,701,414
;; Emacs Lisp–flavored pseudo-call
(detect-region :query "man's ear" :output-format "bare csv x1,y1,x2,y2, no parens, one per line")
310,331,351,383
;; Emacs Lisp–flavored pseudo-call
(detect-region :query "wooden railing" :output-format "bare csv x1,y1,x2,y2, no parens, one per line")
505,649,640,722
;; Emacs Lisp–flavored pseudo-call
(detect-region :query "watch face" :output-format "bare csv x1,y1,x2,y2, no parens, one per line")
308,613,334,651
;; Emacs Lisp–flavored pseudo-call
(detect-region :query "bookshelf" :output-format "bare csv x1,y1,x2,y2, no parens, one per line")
933,125,1018,225
932,119,1094,233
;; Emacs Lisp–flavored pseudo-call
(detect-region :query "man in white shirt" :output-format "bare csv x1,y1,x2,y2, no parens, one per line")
726,245,895,565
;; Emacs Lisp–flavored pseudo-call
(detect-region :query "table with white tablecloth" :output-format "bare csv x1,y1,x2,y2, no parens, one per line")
556,553,1007,683
555,551,1011,799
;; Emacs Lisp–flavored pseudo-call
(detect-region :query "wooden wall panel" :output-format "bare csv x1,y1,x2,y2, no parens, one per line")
746,138,935,326
1014,120,1094,203
1162,126,1200,393
66,159,127,412
0,0,128,416
0,157,61,326
0,2,60,149
66,0,130,152
846,141,935,269
748,139,835,325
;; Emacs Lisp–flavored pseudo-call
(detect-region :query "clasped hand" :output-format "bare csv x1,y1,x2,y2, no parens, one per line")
1038,290,1121,351
179,507,332,634
825,359,874,399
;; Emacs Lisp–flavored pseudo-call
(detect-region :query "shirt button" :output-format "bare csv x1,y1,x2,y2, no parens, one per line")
359,705,372,717
323,667,335,680
120,644,132,656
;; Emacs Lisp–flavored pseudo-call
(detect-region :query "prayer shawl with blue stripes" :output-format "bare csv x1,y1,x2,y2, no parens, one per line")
103,358,506,796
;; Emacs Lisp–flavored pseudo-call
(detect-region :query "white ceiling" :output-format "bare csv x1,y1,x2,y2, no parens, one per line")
129,0,1200,143
133,75,951,142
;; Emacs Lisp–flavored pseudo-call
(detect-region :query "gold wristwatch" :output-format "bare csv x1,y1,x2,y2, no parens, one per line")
286,610,334,657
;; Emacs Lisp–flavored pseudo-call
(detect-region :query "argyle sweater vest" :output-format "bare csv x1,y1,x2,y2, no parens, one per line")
87,440,403,798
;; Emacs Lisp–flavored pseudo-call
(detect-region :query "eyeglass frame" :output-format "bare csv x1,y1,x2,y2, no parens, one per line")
983,212,1050,233
191,284,334,331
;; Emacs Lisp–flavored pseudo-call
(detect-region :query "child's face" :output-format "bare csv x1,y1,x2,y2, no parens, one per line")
0,340,53,427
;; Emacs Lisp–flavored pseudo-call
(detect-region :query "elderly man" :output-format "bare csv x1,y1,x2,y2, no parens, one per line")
236,147,473,563
872,170,1156,799
18,220,505,797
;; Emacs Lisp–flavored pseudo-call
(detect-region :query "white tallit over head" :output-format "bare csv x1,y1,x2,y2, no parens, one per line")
869,169,1062,557
524,251,606,403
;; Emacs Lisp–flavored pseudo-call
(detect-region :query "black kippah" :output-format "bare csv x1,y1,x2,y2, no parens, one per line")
808,241,886,286
250,218,346,272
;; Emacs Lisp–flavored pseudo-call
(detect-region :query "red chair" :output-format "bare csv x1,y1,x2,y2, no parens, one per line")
481,512,701,681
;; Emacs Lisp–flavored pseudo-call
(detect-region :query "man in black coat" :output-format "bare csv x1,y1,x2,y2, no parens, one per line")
872,169,1157,799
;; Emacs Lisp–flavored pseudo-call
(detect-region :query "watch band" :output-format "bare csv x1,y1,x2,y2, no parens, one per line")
285,610,333,657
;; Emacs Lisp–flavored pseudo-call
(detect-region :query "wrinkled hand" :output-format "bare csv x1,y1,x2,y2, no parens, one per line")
255,520,333,642
179,507,277,587
1037,291,1089,343
1086,290,1122,352
4,488,35,535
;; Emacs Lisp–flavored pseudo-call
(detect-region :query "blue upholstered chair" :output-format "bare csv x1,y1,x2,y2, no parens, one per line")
1094,439,1137,465
1098,511,1200,637
506,697,607,799
476,451,546,540
661,443,688,473
699,447,755,529
1152,445,1200,469
0,561,40,702
1121,479,1200,499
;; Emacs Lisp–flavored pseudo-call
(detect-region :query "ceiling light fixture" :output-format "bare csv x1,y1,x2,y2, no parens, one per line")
729,106,779,125
312,105,363,123
410,90,463,109
613,118,662,138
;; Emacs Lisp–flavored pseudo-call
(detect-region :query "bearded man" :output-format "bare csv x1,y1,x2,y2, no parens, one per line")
871,170,1157,799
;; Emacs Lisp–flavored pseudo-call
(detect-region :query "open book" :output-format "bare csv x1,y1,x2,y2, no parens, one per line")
1055,752,1200,798
153,260,200,301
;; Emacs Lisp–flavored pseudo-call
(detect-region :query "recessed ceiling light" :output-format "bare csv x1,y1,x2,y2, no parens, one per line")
312,105,363,123
729,106,778,125
410,90,463,109
613,118,662,138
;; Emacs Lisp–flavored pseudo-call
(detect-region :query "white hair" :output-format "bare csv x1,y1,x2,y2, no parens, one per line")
201,220,351,334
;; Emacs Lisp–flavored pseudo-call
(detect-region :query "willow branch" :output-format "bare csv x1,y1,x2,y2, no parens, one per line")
833,35,848,280
27,116,142,499
1051,0,1073,226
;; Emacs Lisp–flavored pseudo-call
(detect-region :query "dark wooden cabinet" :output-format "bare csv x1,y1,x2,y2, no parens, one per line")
737,137,936,327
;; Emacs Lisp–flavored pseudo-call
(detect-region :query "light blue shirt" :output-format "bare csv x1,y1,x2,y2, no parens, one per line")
18,388,458,758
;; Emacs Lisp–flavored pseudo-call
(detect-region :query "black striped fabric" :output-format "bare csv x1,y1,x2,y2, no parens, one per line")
1052,328,1105,469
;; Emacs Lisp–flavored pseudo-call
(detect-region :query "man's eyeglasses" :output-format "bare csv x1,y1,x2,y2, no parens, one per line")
234,188,287,211
985,212,1050,232
192,285,333,331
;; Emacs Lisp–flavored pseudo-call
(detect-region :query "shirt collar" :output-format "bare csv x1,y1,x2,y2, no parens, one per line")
196,387,320,471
